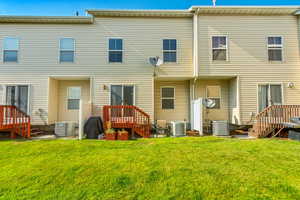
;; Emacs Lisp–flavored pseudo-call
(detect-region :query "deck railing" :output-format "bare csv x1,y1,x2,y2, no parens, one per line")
0,105,31,138
103,105,151,137
251,105,300,138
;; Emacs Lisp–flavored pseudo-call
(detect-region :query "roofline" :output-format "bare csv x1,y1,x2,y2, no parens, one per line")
189,6,300,15
0,16,93,24
86,9,193,18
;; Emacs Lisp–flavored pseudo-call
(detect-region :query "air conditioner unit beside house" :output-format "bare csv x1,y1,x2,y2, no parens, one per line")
170,121,187,137
55,122,77,137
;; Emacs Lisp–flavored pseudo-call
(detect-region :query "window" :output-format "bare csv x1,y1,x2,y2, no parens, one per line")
258,84,282,112
268,37,283,61
212,36,227,61
3,38,19,62
60,38,75,62
6,85,29,114
67,87,81,110
163,39,177,63
161,87,175,109
206,85,221,109
109,39,123,63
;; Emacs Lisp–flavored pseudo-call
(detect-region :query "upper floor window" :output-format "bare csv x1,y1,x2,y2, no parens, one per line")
268,36,283,61
163,39,177,63
212,36,227,61
3,38,19,62
109,39,123,63
161,87,175,109
60,38,75,63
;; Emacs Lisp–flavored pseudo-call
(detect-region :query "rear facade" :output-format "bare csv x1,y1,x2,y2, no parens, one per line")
0,6,300,134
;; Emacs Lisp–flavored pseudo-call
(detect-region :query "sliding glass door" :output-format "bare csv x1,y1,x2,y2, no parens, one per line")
6,85,29,114
258,84,282,112
110,85,134,117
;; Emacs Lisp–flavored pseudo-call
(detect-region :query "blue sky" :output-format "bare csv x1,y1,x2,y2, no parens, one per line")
0,0,299,16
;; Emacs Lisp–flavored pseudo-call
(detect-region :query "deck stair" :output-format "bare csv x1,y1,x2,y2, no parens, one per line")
249,105,300,138
0,105,31,138
103,105,151,138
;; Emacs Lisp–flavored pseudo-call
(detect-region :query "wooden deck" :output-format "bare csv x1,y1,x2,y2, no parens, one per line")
103,105,151,138
0,105,31,138
250,105,300,138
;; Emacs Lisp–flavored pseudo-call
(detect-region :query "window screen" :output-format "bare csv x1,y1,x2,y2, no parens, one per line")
60,38,75,62
268,37,283,61
212,36,227,61
163,39,177,62
4,38,19,62
109,39,123,63
67,87,81,110
161,87,175,109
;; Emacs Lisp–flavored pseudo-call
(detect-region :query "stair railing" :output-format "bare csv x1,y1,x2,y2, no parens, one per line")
252,105,300,138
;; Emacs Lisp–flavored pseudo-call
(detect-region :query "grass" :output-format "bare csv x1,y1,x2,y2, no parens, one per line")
1,137,300,200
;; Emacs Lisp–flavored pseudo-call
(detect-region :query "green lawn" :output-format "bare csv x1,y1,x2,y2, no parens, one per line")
1,137,300,200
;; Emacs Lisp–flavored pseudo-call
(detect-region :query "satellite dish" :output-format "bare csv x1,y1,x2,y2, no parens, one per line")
149,56,163,67
203,98,216,108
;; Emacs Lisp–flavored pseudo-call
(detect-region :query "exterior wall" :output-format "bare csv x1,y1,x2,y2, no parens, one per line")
197,15,300,124
57,80,90,122
154,80,190,122
195,79,229,122
0,17,193,124
48,78,59,124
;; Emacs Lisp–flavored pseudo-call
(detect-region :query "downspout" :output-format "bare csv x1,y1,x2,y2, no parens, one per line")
192,8,200,100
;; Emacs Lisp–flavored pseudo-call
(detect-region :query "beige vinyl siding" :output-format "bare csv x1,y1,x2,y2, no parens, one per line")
195,80,229,121
0,17,192,124
197,15,300,123
48,78,59,124
154,81,190,122
57,80,90,122
0,85,5,104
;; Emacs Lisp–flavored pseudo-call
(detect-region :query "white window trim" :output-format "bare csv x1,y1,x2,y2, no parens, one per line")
211,36,228,61
162,39,178,64
161,86,175,110
5,84,31,114
108,38,124,64
67,86,81,110
59,37,75,63
256,82,284,114
3,37,19,63
267,36,284,62
206,85,221,109
109,84,135,106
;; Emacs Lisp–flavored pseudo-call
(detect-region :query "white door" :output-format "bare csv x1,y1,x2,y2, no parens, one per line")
191,98,203,135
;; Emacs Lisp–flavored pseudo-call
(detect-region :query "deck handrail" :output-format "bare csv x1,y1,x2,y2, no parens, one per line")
0,105,31,138
252,105,300,138
103,105,151,137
